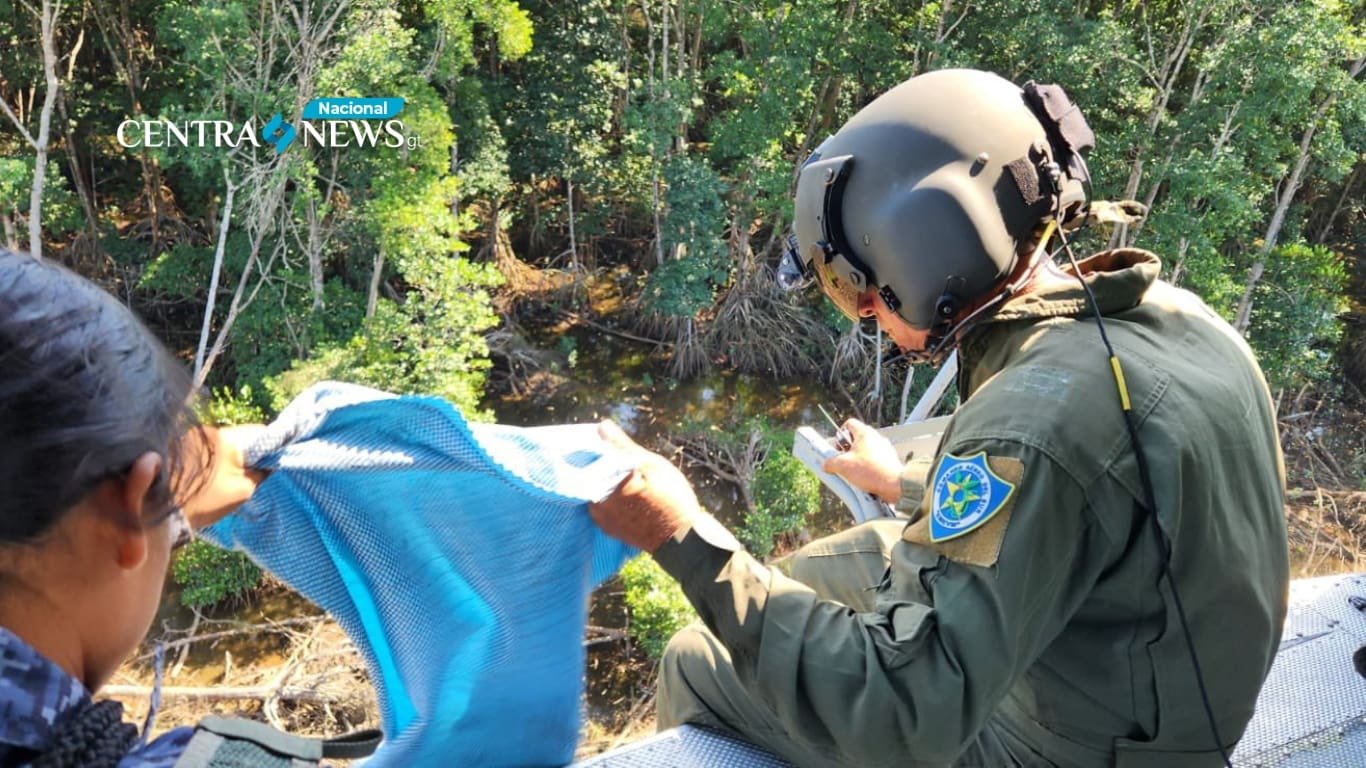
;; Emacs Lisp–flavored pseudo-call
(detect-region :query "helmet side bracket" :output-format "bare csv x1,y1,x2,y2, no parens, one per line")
816,154,893,303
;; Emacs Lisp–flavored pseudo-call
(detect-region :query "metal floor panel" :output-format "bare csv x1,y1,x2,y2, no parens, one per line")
1232,573,1366,767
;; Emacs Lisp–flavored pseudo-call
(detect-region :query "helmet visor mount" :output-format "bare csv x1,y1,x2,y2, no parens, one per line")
784,152,894,322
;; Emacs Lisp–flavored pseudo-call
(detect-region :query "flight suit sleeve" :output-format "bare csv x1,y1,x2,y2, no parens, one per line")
895,453,936,515
652,437,1118,766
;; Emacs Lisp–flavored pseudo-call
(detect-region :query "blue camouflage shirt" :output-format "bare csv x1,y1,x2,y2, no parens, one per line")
0,627,193,767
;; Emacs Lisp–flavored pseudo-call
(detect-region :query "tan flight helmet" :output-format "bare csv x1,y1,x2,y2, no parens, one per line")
780,69,1096,359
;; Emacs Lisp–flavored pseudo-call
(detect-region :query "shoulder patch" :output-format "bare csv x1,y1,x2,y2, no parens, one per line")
903,453,1024,568
928,452,1016,542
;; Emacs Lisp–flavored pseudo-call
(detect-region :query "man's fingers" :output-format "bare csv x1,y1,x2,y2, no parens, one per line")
842,418,875,439
823,453,853,475
597,419,642,453
611,467,647,496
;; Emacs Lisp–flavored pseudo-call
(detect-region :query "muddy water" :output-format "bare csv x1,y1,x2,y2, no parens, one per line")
143,582,323,683
487,325,853,533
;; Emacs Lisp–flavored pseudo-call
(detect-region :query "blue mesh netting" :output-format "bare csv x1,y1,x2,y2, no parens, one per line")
203,383,637,766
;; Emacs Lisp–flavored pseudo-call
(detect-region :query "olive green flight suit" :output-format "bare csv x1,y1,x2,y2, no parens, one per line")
653,250,1289,767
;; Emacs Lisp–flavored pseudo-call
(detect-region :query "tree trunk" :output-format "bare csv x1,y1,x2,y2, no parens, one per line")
1170,236,1189,285
367,246,384,319
1232,261,1265,335
643,0,666,267
54,28,100,259
566,176,578,271
1233,53,1363,335
450,139,459,220
195,171,289,388
2,0,67,259
57,96,101,255
101,684,342,705
1111,3,1212,247
121,0,159,243
307,201,326,314
1,212,17,250
194,175,236,379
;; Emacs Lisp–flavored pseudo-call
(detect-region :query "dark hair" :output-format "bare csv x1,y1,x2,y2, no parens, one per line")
0,249,203,544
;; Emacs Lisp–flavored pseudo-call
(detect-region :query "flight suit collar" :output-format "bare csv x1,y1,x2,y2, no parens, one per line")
957,248,1162,398
0,626,92,755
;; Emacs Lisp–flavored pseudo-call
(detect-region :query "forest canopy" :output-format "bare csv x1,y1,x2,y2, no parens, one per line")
1,0,1361,416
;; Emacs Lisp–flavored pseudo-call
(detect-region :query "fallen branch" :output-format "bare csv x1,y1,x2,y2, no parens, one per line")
608,676,659,750
170,611,200,678
562,311,674,348
139,616,326,663
585,626,629,646
101,684,342,705
265,622,326,729
1287,488,1366,505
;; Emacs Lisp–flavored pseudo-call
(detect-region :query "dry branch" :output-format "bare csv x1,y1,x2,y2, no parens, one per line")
102,684,343,704
585,626,629,646
139,616,326,663
563,311,674,348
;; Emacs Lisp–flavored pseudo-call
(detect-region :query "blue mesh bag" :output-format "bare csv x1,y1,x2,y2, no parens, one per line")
203,382,637,766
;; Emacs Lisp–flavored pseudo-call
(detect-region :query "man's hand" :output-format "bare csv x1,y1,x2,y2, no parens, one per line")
589,420,702,553
822,418,903,503
179,424,269,530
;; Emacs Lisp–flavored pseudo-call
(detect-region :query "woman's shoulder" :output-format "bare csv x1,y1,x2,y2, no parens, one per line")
0,626,194,767
0,626,91,759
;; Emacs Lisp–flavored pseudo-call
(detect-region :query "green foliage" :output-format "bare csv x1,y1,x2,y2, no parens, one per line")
644,153,731,317
740,435,822,560
174,386,269,608
0,158,29,214
0,158,80,239
422,0,533,78
1246,243,1349,390
673,415,822,560
228,277,369,395
200,385,268,425
172,540,264,609
2,0,1361,519
265,260,500,418
556,334,579,369
620,554,695,660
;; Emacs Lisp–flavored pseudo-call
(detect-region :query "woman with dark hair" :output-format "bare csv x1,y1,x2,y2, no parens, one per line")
0,248,265,766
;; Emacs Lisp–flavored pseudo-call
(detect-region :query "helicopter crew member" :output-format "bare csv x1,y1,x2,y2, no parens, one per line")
590,68,1288,767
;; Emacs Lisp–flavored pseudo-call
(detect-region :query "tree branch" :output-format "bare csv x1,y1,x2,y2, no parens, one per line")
0,98,38,147
101,684,344,704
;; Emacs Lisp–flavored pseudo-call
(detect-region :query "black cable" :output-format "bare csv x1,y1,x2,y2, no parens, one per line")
1053,222,1234,767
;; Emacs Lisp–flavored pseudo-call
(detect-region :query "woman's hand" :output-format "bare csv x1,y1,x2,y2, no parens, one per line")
179,425,268,530
821,418,904,503
589,421,702,552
